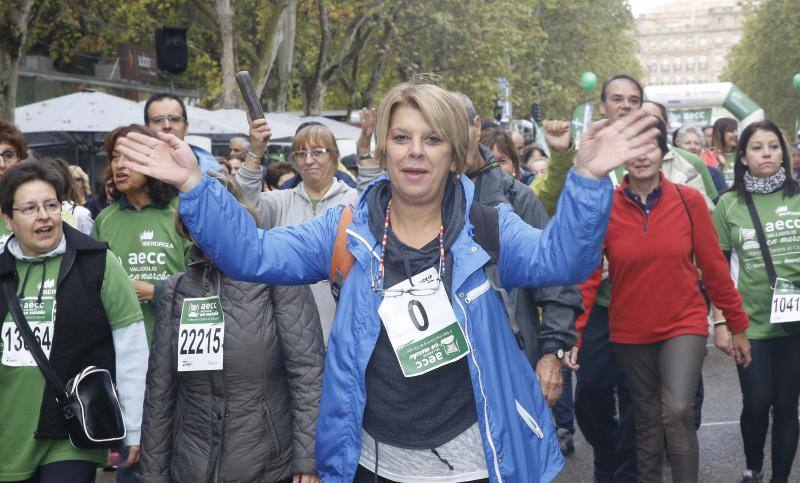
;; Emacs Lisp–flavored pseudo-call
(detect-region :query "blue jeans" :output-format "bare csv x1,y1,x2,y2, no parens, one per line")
552,368,575,432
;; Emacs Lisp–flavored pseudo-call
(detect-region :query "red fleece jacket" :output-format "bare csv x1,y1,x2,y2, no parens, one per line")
579,176,748,345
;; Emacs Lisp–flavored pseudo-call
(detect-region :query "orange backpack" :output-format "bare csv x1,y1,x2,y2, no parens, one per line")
329,206,354,301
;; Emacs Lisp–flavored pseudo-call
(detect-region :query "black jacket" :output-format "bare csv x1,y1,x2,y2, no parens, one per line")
0,224,114,439
138,249,324,482
471,145,581,362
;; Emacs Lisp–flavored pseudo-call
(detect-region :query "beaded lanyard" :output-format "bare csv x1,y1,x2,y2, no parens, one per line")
376,199,445,290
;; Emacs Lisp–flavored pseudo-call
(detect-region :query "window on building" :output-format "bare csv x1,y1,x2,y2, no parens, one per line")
686,56,695,71
674,58,683,71
661,59,670,73
699,56,708,70
715,36,724,46
649,61,658,72
700,37,708,47
714,54,724,64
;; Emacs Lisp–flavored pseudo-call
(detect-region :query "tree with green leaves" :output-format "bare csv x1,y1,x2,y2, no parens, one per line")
1,0,35,121
723,0,800,136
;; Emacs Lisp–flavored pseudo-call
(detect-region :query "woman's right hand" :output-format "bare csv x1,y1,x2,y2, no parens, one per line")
248,114,271,157
117,131,203,192
731,330,752,368
714,324,733,356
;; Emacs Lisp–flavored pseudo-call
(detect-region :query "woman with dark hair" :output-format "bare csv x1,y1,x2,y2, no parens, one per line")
479,128,522,180
577,120,750,482
93,124,192,346
712,120,800,483
705,118,739,185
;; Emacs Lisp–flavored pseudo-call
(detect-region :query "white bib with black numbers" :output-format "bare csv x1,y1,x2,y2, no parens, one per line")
770,278,800,324
178,296,224,371
377,267,470,377
2,297,55,367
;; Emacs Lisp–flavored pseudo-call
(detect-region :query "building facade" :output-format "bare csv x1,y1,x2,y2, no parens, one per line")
635,0,745,87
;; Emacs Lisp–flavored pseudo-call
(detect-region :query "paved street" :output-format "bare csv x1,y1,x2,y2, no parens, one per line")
555,337,800,482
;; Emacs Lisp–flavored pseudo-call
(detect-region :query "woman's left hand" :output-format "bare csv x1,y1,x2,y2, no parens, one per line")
730,331,752,368
574,110,660,180
293,474,320,483
132,280,154,302
122,445,140,468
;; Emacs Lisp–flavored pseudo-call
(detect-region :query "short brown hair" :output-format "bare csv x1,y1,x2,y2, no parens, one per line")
480,128,522,179
0,161,63,217
292,124,340,164
104,124,178,205
375,82,468,174
0,119,28,161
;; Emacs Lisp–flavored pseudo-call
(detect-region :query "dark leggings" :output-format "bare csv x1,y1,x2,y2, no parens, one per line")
614,334,706,483
353,464,489,483
14,460,96,483
737,334,800,482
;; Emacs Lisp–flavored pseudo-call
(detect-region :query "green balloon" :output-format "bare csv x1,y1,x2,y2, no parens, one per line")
581,72,597,93
794,73,800,91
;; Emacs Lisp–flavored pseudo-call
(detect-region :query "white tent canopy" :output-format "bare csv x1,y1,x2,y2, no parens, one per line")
14,91,243,136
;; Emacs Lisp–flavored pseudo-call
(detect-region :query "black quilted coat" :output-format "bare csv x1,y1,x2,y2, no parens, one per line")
138,250,324,483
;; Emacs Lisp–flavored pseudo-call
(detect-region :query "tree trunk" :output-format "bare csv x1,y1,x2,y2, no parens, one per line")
215,0,238,108
302,78,326,116
0,0,35,122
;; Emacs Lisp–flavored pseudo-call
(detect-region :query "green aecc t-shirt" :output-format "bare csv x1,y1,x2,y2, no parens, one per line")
713,190,800,339
93,196,191,343
0,252,142,481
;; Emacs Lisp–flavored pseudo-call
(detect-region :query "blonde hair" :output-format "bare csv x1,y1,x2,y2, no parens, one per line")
174,172,259,241
374,82,469,174
292,124,340,164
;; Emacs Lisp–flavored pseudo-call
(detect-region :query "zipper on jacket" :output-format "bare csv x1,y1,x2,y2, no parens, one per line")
455,295,503,482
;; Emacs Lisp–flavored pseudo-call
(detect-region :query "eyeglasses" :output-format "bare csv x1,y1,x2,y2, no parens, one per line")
12,200,61,217
290,148,329,161
149,115,186,126
367,249,442,297
1,150,18,162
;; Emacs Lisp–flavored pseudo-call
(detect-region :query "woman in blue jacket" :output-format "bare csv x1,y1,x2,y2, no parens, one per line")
115,82,658,483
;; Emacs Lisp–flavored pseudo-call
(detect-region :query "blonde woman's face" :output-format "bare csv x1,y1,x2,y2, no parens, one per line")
384,104,454,207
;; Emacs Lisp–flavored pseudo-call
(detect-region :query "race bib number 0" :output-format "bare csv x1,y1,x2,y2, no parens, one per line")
378,267,469,377
770,278,800,324
178,296,224,371
2,297,55,367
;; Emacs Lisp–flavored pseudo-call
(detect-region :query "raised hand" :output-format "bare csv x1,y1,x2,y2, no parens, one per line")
542,120,572,154
574,110,660,180
116,131,203,192
357,107,376,156
249,114,272,157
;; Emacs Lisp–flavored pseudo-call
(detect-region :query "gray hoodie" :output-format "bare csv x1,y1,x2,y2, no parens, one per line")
235,165,382,343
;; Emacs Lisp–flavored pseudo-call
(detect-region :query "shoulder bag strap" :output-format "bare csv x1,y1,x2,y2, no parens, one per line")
0,278,68,397
743,192,779,287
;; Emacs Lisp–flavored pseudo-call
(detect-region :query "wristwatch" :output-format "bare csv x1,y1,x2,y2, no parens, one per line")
545,347,565,360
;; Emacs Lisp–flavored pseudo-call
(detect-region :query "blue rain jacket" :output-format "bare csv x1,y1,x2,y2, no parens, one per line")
177,169,613,482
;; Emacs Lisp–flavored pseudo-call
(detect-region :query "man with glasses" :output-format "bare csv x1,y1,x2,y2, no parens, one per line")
143,94,223,174
0,120,28,252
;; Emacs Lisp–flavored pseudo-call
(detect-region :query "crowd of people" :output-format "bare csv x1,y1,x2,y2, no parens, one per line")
0,72,799,483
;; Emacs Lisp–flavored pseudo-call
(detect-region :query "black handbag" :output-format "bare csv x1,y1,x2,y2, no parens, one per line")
1,280,127,449
744,192,800,334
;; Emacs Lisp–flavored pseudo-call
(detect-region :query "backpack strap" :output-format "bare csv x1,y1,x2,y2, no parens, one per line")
330,205,355,302
469,203,524,349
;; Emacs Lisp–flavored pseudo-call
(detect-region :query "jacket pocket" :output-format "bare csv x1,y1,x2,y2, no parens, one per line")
262,398,283,460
